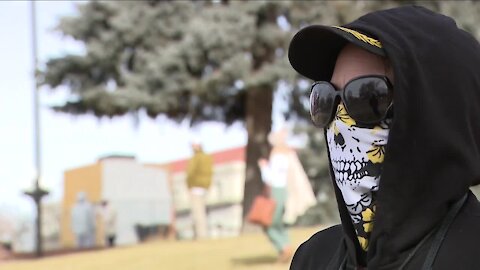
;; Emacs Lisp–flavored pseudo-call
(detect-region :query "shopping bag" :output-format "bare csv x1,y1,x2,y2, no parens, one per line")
247,193,276,227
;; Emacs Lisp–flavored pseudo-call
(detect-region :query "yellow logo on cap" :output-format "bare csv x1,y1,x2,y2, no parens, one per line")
333,26,383,48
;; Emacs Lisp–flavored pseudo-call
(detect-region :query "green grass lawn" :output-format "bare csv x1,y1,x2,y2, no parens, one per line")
1,226,325,270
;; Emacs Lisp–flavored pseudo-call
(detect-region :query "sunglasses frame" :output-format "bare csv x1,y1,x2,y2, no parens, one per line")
310,75,394,128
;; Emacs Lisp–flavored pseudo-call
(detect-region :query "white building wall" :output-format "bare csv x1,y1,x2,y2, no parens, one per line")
208,204,243,238
101,158,172,245
172,172,189,211
207,162,245,204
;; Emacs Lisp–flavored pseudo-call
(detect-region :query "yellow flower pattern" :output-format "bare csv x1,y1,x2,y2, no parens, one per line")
357,205,376,251
358,236,369,251
335,103,356,127
367,144,386,164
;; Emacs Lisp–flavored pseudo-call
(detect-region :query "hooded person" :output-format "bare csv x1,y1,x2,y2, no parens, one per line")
287,5,480,270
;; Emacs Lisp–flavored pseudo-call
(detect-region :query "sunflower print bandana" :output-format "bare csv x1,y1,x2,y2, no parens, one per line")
326,103,390,252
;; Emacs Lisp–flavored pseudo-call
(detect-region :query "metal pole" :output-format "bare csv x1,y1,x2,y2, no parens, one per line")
30,0,46,257
31,0,40,182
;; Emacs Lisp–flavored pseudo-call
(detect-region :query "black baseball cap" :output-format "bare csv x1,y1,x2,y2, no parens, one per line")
288,25,385,81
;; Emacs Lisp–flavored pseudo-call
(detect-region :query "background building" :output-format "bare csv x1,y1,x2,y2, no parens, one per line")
61,155,172,248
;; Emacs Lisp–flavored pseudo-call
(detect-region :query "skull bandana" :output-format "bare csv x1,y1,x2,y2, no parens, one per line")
326,103,390,251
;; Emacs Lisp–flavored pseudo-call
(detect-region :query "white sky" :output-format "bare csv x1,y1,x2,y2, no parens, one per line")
1,1,291,218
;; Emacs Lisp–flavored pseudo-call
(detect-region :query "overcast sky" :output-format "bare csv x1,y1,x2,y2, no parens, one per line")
0,1,289,218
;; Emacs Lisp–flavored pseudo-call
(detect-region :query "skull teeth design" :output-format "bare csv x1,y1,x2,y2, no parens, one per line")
331,160,370,184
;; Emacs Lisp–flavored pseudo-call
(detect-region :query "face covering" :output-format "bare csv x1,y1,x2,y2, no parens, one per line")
326,103,390,251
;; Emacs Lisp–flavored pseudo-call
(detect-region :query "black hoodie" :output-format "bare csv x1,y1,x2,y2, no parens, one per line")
288,5,480,270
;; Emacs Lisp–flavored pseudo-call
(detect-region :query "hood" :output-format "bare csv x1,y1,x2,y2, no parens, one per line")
295,5,480,267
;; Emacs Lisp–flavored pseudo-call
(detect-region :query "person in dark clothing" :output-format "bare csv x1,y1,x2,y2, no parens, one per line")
288,5,480,270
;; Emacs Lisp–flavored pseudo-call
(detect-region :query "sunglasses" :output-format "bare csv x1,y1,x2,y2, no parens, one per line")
309,75,393,128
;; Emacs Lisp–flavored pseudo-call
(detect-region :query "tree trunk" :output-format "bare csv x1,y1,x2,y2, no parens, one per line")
242,85,273,229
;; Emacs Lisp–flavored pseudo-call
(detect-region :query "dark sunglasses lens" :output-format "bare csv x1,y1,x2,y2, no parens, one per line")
344,77,393,123
310,82,337,127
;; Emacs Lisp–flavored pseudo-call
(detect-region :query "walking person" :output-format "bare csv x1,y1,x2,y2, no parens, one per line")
258,128,316,263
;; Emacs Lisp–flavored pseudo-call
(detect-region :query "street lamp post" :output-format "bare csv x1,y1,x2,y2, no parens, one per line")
23,0,49,258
